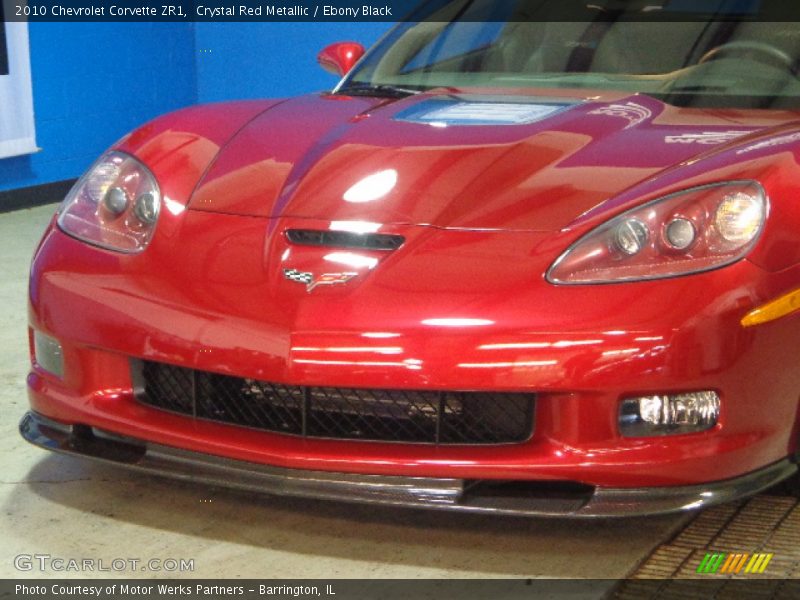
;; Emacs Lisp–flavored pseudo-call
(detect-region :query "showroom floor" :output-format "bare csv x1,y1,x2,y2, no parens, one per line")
0,203,764,588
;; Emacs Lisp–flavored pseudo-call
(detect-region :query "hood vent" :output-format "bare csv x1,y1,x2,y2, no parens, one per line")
286,229,405,251
394,96,577,126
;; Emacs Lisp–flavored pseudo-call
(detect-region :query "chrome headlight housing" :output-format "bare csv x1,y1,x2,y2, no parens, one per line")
547,181,767,284
58,151,161,253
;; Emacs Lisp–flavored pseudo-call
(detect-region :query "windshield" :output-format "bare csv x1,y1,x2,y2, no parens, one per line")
340,0,800,109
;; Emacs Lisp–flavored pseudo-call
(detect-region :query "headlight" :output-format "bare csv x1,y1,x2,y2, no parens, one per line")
57,151,161,253
547,181,767,284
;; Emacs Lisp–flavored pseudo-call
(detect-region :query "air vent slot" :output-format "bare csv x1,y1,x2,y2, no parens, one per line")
286,229,405,251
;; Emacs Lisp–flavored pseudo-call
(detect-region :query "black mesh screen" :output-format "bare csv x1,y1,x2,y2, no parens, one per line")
285,229,405,251
137,361,534,445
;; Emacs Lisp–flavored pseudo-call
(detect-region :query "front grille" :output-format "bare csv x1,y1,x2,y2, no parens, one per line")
136,361,534,445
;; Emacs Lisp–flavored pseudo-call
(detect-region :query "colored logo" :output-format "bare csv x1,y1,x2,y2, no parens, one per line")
283,269,357,293
696,552,774,574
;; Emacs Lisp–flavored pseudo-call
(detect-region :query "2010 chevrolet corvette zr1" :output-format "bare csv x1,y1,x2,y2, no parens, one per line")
20,1,800,516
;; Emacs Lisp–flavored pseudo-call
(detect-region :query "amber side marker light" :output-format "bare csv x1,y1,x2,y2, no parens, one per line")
741,289,800,327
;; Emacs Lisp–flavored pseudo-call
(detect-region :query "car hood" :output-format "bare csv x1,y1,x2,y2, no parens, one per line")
187,89,786,232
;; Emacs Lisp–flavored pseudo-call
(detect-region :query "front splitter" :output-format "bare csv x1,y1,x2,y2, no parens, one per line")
19,411,797,518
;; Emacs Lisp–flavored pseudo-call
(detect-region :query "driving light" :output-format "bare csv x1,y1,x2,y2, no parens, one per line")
133,192,159,224
613,219,648,255
58,151,161,253
103,187,129,216
548,181,766,284
665,218,696,250
619,392,720,437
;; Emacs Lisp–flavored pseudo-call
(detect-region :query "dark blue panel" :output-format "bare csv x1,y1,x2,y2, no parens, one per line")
0,22,197,192
195,23,390,101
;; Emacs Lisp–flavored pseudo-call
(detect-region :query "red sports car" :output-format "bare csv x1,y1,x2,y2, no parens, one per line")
21,1,800,516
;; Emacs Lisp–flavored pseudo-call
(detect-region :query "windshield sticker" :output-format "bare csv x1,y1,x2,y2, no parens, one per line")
395,99,575,126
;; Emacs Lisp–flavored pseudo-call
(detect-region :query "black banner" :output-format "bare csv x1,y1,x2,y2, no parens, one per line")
3,0,800,23
0,4,9,75
1,579,797,599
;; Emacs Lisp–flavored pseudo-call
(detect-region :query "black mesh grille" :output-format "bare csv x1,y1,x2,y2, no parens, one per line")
137,361,534,445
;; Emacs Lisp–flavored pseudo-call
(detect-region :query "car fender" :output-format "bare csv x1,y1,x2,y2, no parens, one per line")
115,99,286,210
560,122,800,273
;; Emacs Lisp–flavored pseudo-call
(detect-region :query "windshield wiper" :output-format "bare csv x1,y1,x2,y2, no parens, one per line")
336,83,423,98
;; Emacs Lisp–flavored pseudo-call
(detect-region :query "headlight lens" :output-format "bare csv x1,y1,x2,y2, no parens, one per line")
547,181,767,284
612,218,649,255
57,151,161,253
714,191,763,243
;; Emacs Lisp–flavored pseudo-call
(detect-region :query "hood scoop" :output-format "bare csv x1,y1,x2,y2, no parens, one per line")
394,95,578,126
286,229,405,251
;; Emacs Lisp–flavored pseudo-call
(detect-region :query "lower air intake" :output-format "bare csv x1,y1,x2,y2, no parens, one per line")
135,361,534,445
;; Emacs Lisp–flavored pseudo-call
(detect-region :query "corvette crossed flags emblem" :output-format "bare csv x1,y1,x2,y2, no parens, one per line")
283,269,358,293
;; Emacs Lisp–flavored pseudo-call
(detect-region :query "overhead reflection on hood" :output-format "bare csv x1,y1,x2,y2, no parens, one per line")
343,169,398,203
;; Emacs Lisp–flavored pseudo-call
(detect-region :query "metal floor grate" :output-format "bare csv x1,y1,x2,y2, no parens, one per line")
613,492,800,599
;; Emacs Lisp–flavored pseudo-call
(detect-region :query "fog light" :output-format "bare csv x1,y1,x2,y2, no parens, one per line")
619,391,719,437
33,330,64,378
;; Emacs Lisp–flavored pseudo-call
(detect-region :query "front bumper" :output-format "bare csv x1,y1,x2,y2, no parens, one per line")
20,411,796,518
26,214,800,498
